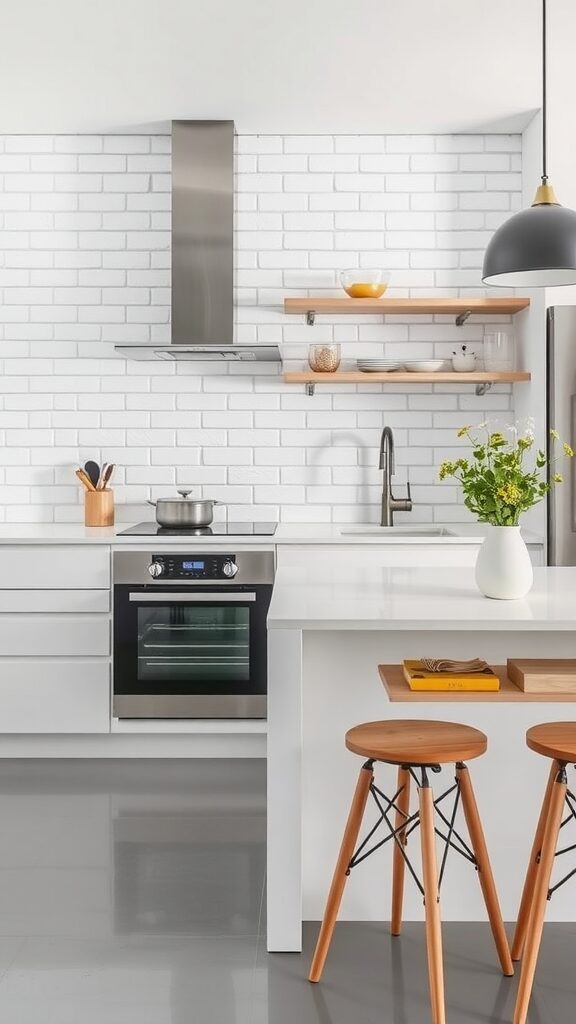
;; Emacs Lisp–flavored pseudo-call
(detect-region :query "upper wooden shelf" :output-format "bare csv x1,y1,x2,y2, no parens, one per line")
378,664,576,704
284,296,530,325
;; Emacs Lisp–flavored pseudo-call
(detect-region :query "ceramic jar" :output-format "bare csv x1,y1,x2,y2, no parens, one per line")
452,348,477,372
474,525,533,600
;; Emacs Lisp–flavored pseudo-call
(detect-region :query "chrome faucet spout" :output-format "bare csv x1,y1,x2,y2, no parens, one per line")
379,425,412,527
379,425,394,473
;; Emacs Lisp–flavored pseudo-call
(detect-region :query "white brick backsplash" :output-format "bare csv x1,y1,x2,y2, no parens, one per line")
258,155,308,173
0,130,519,522
309,155,358,172
360,155,410,173
485,173,522,191
285,173,333,193
284,136,334,154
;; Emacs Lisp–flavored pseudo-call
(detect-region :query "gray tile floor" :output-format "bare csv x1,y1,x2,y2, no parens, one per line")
0,757,573,1022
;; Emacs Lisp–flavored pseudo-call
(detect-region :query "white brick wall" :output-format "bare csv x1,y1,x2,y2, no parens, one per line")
0,132,521,524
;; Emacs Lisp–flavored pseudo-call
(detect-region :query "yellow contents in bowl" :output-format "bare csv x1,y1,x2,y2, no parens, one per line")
344,282,387,298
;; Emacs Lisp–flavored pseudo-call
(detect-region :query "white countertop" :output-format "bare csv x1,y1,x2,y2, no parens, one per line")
267,565,576,630
0,522,543,546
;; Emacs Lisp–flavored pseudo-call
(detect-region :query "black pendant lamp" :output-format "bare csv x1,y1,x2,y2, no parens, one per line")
482,0,576,287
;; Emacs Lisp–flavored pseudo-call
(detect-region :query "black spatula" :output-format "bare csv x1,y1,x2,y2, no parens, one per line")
84,461,100,488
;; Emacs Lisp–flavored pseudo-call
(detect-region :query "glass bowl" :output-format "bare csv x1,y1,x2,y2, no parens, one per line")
341,269,390,299
308,344,341,373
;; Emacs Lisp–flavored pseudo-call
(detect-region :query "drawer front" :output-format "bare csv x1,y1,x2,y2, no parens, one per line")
0,660,110,733
0,546,110,589
0,590,110,613
0,616,110,656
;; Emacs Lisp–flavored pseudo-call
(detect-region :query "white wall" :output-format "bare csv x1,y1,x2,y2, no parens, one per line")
0,131,523,525
0,0,538,134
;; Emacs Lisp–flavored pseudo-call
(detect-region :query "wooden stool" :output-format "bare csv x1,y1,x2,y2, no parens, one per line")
309,720,513,1024
512,723,576,1024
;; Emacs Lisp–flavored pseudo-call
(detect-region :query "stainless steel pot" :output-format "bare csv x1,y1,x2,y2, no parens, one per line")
147,489,221,528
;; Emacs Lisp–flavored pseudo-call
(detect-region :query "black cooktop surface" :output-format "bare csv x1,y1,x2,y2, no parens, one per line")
117,521,278,537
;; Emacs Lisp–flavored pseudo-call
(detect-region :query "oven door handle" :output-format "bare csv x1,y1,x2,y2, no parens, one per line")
128,592,257,603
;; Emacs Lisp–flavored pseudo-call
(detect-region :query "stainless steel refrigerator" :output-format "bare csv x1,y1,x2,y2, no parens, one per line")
547,306,576,564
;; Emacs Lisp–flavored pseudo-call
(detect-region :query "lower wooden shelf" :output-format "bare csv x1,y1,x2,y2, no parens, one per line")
283,371,530,385
378,664,576,703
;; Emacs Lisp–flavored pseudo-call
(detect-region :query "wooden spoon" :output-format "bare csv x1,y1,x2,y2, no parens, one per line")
76,468,96,492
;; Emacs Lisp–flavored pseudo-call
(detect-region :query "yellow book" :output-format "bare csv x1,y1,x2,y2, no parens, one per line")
403,660,500,692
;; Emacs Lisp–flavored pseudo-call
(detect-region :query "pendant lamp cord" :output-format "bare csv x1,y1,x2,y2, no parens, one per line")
542,0,547,182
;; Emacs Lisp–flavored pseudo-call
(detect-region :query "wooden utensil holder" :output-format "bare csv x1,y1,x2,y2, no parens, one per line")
85,489,114,527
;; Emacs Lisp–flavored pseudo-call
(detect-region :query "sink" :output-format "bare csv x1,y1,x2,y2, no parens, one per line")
339,525,456,537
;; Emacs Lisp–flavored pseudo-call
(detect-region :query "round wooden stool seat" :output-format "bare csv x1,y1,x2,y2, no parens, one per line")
345,719,487,765
526,722,576,762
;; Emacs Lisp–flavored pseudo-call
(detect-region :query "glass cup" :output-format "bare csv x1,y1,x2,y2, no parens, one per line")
483,332,515,372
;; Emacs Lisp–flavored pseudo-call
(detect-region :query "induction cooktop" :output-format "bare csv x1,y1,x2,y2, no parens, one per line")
117,521,278,537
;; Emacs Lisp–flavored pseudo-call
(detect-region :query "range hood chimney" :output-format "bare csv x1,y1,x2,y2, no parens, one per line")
115,121,280,363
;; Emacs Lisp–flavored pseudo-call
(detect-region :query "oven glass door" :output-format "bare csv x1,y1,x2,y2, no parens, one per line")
114,584,271,698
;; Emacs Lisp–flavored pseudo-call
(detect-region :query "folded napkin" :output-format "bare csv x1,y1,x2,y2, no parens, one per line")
420,658,489,674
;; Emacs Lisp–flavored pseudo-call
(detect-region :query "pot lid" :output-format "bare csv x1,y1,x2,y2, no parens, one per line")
156,490,203,503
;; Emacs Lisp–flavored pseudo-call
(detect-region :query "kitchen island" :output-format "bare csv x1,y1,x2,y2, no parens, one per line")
267,564,576,951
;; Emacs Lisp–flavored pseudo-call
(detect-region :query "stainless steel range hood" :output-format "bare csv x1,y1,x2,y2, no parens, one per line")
115,121,280,363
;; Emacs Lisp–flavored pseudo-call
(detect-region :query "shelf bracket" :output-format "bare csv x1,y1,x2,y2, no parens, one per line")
306,310,316,326
455,310,472,327
475,382,493,397
305,382,316,396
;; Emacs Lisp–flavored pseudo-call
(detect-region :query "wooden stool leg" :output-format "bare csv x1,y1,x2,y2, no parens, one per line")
513,764,567,1024
309,760,374,983
419,776,446,1024
511,759,558,962
456,763,513,977
391,765,411,936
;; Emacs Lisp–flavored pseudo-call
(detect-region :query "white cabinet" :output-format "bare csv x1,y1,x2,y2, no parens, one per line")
0,590,110,613
0,544,111,736
0,546,109,589
0,660,110,733
0,616,109,657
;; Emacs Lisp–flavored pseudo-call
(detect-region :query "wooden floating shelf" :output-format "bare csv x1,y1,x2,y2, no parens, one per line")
378,664,576,704
284,296,531,323
283,371,530,385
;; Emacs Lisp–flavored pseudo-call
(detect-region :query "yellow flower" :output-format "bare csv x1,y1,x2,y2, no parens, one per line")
457,426,470,438
550,428,560,440
489,432,506,447
563,442,575,457
439,461,455,481
497,482,522,506
554,473,563,483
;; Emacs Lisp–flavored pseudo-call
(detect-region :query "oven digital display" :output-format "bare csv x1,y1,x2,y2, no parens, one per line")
182,560,205,570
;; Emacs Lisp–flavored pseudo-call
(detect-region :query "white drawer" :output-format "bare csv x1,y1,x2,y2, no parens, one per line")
0,546,110,589
0,660,110,733
0,590,110,613
0,616,110,656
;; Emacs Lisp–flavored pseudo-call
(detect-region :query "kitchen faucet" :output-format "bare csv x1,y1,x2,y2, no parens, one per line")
379,426,412,526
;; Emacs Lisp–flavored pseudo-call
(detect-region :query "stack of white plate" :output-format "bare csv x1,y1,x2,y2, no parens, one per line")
356,359,403,372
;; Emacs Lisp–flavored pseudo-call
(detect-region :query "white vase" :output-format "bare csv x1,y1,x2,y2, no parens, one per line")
474,525,533,600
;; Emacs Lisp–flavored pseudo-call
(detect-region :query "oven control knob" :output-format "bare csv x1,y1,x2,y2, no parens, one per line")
222,559,238,579
148,560,165,578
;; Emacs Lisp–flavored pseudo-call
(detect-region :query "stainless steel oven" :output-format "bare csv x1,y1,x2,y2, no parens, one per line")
113,550,274,718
